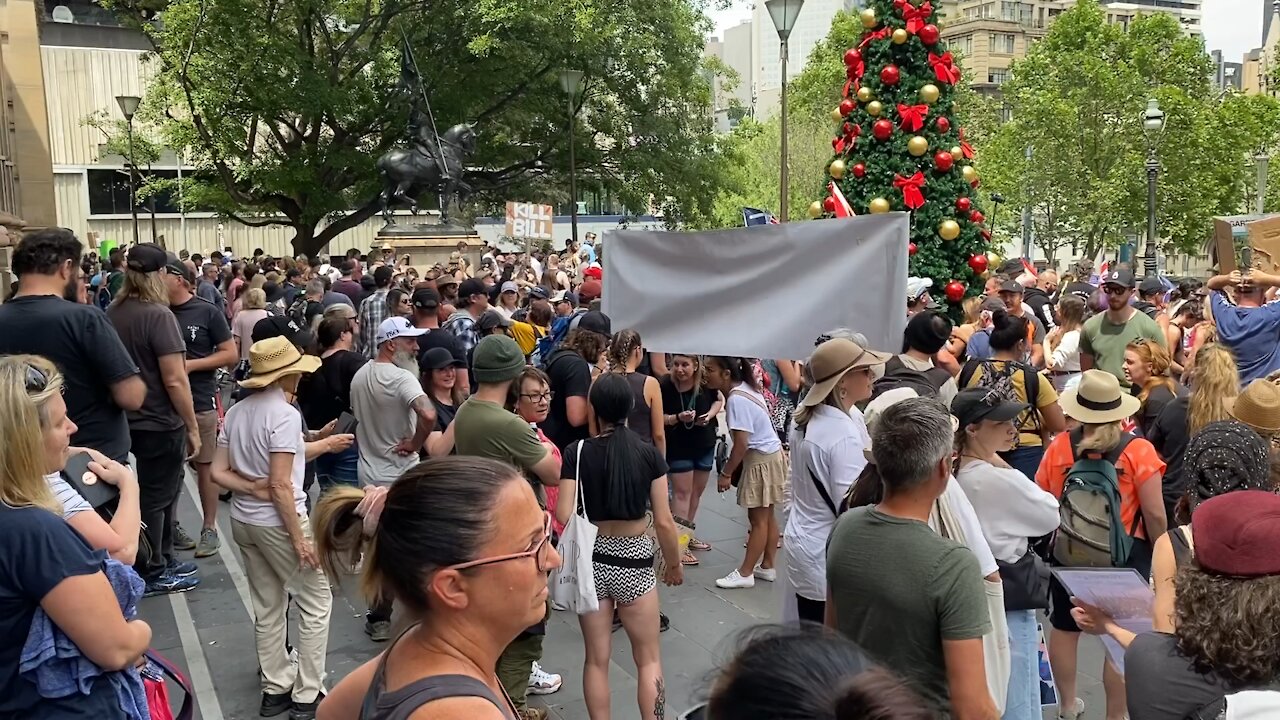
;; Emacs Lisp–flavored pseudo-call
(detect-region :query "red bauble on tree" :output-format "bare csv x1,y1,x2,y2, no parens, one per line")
823,197,837,213
919,24,940,45
872,119,894,141
935,116,951,134
944,280,967,303
852,162,866,178
955,197,972,213
844,48,861,67
880,64,901,85
967,254,989,274
969,210,985,224
933,151,954,172
908,242,918,256
838,99,855,116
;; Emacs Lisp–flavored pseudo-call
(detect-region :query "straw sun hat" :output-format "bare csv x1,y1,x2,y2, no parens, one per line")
239,336,321,389
1059,369,1140,424
1230,379,1280,434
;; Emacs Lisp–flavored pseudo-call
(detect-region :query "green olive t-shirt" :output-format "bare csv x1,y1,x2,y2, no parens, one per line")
826,506,990,709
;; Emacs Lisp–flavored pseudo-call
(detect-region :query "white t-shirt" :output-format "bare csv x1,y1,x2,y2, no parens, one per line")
725,383,782,454
219,387,307,527
934,478,1000,578
1049,329,1082,372
954,459,1060,563
785,404,870,601
351,361,426,486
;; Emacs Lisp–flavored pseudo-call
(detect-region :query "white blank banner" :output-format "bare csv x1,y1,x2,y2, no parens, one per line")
602,214,910,360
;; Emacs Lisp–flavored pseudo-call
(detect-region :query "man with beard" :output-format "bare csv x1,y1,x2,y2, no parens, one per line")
0,229,145,463
434,273,460,304
1081,268,1165,387
1023,270,1058,332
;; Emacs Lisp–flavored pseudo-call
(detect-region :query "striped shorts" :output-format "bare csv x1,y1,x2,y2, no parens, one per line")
592,534,656,605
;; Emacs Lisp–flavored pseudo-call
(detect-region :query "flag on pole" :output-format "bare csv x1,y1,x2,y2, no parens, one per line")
1020,258,1037,278
828,182,855,218
742,207,780,227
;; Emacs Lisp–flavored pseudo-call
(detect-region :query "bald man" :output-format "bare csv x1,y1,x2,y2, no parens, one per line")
1024,270,1058,333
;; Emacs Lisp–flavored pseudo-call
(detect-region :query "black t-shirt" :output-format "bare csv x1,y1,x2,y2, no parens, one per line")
660,377,719,460
107,299,188,432
1137,383,1185,438
542,349,592,450
1125,632,1237,720
170,296,233,413
1063,280,1096,303
432,397,458,433
1149,396,1190,507
298,350,368,430
0,504,126,719
0,295,139,463
562,436,668,522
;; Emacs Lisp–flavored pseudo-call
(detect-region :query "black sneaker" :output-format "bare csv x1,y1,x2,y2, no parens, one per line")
660,612,670,632
219,490,232,502
260,691,291,717
289,693,324,720
143,572,200,598
167,559,199,578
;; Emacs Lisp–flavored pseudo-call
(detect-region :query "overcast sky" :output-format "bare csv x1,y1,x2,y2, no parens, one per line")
711,0,1268,63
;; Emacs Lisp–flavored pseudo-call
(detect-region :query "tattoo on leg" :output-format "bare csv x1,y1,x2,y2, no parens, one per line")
654,677,666,720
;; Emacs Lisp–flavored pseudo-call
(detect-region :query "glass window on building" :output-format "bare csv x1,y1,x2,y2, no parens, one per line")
959,34,973,56
988,68,1010,84
989,32,1015,54
87,169,194,216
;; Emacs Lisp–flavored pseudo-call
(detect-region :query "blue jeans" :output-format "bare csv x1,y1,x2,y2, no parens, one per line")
999,445,1045,482
313,445,359,494
1003,609,1039,720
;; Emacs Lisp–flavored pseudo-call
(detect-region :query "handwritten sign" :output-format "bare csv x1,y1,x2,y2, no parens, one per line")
505,202,554,240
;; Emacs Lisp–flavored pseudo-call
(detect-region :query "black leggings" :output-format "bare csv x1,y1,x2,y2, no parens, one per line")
796,595,825,624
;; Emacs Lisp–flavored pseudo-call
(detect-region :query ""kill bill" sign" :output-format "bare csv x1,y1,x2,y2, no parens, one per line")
504,202,554,240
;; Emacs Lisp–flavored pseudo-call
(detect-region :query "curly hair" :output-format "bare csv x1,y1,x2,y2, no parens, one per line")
560,328,609,366
607,329,643,372
1126,339,1177,407
1174,563,1280,687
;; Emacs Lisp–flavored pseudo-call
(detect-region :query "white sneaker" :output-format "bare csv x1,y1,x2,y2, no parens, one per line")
753,565,777,582
716,569,755,589
1058,697,1084,720
528,661,562,695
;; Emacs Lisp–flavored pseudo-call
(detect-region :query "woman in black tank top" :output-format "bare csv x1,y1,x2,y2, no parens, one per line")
311,457,560,720
591,329,666,456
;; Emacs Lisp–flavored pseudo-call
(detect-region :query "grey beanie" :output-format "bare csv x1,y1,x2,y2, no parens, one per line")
472,335,526,383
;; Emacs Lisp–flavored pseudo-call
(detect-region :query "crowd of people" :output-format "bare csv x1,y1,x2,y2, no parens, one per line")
4,225,1280,720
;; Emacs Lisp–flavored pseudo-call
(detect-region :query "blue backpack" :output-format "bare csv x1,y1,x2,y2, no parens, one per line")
534,309,585,368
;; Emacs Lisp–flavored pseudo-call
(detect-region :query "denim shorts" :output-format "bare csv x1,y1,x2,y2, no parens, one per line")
313,445,359,494
668,448,715,474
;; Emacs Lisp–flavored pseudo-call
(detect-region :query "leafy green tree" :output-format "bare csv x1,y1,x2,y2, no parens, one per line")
104,0,730,256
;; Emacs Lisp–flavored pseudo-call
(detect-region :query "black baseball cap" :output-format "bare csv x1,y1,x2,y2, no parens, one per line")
420,346,466,371
126,243,168,273
163,252,195,284
951,388,1028,428
458,278,487,299
999,279,1025,294
476,308,513,333
411,288,440,309
577,310,612,336
251,315,316,349
529,286,550,300
1138,276,1166,296
1101,268,1136,289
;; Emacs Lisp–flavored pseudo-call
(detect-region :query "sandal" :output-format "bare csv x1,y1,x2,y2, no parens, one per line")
681,549,700,566
688,537,712,551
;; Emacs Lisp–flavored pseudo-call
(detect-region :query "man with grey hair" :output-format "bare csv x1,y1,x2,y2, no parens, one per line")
197,262,226,315
826,396,997,719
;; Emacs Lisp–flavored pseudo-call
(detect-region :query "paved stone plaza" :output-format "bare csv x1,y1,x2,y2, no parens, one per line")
144,469,1105,719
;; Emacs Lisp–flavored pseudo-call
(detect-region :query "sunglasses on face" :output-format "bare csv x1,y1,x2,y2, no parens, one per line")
1103,285,1129,296
445,514,554,573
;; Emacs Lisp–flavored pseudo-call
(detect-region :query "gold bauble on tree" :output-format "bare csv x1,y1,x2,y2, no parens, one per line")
857,86,874,103
919,83,940,105
808,201,824,219
961,165,978,183
907,135,929,157
892,28,909,44
831,107,845,123
867,101,884,117
938,220,961,240
860,7,877,27
869,197,891,214
829,158,847,180
950,146,963,161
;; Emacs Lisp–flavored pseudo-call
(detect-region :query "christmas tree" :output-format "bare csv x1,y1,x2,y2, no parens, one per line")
809,0,992,306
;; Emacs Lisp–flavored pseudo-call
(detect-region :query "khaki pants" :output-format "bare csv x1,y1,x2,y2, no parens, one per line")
496,633,543,710
231,518,332,703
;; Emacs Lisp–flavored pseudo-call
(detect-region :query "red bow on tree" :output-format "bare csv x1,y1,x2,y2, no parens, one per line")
959,128,975,159
835,133,857,155
897,103,929,132
842,78,860,99
902,1,933,34
928,52,960,84
859,27,891,50
893,172,927,210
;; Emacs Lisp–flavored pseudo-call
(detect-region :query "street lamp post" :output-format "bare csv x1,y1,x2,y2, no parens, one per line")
116,95,142,246
1257,152,1270,215
1141,97,1165,277
559,70,584,248
766,0,804,222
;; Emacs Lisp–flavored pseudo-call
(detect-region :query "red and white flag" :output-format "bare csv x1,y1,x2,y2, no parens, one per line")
828,182,855,218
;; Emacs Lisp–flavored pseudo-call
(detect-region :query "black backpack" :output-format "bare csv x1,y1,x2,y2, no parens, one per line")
871,356,952,400
958,358,1041,433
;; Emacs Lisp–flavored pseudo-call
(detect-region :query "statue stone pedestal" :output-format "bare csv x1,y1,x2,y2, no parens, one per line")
377,223,480,271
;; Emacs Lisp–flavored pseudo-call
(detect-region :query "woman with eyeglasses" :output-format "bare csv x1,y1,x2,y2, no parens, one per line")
507,367,563,533
0,356,153,719
556,373,682,720
312,457,561,720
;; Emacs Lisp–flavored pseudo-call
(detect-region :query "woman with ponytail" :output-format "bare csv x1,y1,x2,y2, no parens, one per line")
556,373,682,720
313,457,560,720
592,329,665,455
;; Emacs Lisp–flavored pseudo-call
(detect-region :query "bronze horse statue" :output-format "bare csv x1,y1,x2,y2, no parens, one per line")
376,123,477,226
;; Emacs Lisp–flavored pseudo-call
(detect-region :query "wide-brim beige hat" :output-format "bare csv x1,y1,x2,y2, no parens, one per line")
240,336,321,389
1231,379,1280,434
801,338,892,408
1059,369,1140,424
